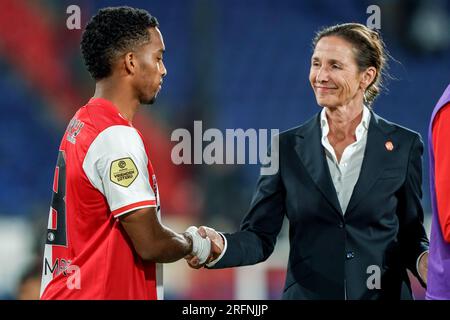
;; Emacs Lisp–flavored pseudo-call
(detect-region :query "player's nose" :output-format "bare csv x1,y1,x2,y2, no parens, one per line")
161,61,167,77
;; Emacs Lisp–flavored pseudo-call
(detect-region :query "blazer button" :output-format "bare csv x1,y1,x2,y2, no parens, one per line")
346,251,355,260
339,222,344,228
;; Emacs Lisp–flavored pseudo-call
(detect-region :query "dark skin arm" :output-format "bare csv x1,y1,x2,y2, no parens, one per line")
120,207,193,263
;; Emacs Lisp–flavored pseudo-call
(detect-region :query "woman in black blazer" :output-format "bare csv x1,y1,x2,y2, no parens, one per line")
186,23,429,300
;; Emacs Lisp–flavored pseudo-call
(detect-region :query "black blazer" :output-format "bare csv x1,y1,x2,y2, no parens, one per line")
211,111,429,300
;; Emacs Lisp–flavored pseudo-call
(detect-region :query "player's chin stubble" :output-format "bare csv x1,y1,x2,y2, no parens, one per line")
140,90,158,105
147,96,156,105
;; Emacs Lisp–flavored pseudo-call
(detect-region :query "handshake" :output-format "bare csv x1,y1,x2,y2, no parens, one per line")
184,226,225,268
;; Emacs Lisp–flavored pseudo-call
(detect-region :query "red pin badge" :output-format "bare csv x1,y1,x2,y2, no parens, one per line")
385,141,394,151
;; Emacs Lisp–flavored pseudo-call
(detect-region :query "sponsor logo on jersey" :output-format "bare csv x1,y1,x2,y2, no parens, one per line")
151,174,160,210
66,118,84,144
44,257,72,277
110,157,139,187
151,174,158,195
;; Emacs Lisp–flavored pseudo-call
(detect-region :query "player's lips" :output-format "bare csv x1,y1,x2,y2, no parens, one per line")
315,85,337,89
315,86,337,93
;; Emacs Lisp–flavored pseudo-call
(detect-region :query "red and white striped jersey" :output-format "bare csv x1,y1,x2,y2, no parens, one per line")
40,98,163,300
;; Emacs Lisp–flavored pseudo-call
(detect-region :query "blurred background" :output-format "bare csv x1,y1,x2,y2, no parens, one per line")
0,0,449,300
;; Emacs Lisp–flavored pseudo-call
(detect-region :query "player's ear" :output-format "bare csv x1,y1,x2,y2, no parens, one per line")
124,52,136,75
360,66,376,90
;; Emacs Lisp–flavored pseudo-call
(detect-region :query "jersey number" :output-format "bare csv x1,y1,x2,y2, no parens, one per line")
46,150,68,246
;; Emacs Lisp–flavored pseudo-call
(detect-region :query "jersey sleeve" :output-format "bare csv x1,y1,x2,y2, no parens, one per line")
432,102,450,243
83,125,157,218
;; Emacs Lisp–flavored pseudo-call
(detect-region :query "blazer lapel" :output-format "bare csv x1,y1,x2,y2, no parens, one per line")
294,115,344,218
345,112,396,215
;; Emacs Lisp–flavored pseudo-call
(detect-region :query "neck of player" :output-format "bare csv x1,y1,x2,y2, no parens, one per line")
93,80,140,123
325,99,364,139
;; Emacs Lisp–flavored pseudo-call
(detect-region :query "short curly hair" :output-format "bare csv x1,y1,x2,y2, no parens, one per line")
81,6,159,80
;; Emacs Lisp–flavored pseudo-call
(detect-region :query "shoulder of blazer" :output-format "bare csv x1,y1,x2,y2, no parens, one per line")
371,111,422,143
279,113,320,141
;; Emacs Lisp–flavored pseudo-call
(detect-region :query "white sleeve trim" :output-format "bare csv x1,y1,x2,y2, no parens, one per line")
113,203,157,219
